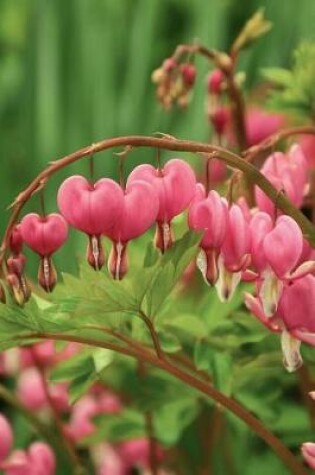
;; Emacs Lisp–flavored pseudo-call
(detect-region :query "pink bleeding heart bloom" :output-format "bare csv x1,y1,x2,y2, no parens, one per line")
0,415,13,463
128,159,196,252
28,443,55,475
117,438,164,472
188,185,228,284
20,213,68,257
245,275,315,371
249,212,274,275
245,108,286,147
58,175,124,270
302,442,315,470
17,367,68,412
1,443,55,475
105,180,159,279
299,134,315,168
9,225,23,255
67,390,121,442
215,204,251,301
259,215,315,316
255,144,308,216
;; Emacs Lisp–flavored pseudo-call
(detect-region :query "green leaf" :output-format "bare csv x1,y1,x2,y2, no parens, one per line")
159,333,182,353
232,9,272,53
158,313,208,339
211,352,233,396
194,340,212,372
141,231,202,317
261,68,293,87
84,409,145,445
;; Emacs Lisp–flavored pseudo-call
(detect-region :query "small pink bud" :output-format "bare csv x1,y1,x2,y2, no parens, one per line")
6,273,30,306
210,107,230,135
180,63,196,87
0,450,30,475
7,254,26,277
162,58,177,72
0,414,13,462
207,69,224,94
20,213,68,257
9,225,23,255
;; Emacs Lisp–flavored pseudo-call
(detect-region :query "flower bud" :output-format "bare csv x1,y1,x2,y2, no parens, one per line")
180,63,196,87
207,69,225,94
8,225,23,255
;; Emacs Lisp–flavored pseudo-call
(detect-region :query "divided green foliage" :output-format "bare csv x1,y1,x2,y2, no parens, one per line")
262,42,315,117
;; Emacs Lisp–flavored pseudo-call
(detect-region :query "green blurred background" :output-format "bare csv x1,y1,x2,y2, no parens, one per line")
1,0,315,272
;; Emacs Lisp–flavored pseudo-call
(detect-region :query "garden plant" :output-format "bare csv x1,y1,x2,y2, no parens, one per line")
1,8,315,475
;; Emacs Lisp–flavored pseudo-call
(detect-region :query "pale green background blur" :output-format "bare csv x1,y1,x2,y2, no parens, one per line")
1,0,315,273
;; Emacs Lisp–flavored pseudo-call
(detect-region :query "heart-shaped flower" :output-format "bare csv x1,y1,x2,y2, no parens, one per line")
20,213,68,292
57,175,124,270
106,180,159,279
128,159,196,252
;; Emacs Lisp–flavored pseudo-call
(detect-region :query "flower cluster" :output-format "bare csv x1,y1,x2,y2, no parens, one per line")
5,141,315,372
152,57,197,109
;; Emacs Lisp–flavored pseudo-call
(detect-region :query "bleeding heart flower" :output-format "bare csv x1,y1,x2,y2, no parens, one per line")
105,180,159,279
0,414,13,463
188,185,228,284
20,213,68,292
255,144,308,216
128,159,196,252
301,442,315,470
28,443,55,475
58,175,124,270
216,204,251,301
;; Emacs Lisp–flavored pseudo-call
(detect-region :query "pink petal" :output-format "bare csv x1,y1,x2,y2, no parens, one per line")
0,414,13,462
263,216,303,278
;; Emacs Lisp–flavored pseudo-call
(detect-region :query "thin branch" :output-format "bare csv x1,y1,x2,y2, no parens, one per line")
243,125,315,162
22,330,308,475
139,310,165,360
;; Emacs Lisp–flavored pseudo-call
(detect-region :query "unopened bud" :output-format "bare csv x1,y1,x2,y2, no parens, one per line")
38,256,57,293
207,69,225,95
9,225,24,255
180,63,196,87
210,107,230,135
86,235,105,271
7,254,26,277
7,273,26,306
154,221,174,254
108,242,128,280
162,57,177,72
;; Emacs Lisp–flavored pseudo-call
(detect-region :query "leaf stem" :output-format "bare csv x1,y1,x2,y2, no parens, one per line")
24,331,308,475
